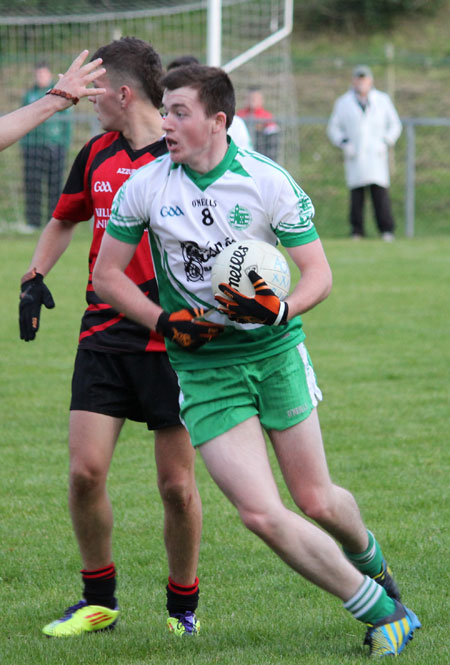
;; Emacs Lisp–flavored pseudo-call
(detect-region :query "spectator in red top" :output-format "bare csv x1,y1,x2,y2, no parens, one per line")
237,86,280,161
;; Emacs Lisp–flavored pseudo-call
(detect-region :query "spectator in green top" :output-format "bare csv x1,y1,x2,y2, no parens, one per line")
20,62,73,230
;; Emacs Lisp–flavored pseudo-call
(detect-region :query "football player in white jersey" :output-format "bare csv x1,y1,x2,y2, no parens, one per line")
93,64,420,658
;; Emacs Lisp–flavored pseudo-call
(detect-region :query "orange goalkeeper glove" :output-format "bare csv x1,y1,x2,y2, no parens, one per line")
156,307,224,350
215,270,289,325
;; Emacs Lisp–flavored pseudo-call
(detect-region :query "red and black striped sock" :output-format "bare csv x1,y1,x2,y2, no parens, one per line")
81,562,117,609
166,576,199,616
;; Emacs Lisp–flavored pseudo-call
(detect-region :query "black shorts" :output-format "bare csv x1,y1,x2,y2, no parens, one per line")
70,349,181,430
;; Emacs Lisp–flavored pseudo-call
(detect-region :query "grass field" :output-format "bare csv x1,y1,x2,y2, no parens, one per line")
1,228,449,664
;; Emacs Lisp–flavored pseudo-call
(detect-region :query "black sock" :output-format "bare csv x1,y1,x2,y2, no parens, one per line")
81,562,117,609
166,576,199,616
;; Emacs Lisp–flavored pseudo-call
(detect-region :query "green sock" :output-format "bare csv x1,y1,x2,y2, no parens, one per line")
343,530,384,577
344,576,396,625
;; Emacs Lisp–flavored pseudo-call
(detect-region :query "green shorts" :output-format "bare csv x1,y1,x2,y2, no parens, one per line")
176,342,322,447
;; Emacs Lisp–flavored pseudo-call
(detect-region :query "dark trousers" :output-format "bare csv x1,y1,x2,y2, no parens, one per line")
350,184,395,236
22,145,66,228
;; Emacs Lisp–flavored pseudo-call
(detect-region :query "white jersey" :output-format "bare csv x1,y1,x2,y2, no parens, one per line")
227,115,253,149
107,140,319,369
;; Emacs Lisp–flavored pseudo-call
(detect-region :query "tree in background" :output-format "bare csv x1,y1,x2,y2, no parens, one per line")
295,0,445,31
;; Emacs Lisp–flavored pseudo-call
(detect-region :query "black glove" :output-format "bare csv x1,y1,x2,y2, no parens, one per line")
215,270,289,325
19,269,55,341
156,307,224,351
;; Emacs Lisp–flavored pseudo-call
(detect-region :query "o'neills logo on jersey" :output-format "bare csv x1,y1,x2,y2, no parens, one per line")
227,204,252,230
94,181,113,193
192,198,217,208
227,245,250,289
117,168,136,175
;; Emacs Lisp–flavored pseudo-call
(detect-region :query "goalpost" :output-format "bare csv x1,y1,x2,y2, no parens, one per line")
0,0,298,228
207,0,294,72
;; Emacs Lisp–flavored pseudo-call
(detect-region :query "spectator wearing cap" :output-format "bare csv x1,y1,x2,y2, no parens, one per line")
327,65,402,241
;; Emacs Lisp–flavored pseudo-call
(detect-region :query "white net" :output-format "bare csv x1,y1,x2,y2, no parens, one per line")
0,0,297,228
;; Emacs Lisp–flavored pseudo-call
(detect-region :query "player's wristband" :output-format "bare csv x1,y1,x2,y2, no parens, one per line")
45,88,79,105
273,300,289,326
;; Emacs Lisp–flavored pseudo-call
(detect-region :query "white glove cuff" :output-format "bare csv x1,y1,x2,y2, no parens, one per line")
274,301,288,326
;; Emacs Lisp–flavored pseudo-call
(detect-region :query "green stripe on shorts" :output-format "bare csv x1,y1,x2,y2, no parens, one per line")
176,342,322,446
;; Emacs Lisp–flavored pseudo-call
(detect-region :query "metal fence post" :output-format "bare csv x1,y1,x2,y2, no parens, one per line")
405,120,416,238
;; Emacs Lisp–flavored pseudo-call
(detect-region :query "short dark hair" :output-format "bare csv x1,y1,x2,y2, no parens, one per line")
161,64,235,129
92,37,163,108
167,55,199,70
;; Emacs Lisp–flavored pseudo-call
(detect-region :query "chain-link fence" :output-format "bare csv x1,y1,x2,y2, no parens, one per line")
0,2,448,237
281,115,450,239
0,1,300,232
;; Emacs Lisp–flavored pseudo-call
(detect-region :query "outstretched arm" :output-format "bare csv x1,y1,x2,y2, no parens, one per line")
0,50,105,152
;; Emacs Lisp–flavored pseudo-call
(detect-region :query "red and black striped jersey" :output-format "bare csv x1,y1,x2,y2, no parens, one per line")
53,131,167,353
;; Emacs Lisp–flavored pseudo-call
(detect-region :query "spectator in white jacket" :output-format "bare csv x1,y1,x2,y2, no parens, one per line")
327,65,402,240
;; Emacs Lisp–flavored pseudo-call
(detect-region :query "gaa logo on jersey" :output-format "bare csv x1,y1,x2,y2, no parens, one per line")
227,204,252,230
94,181,113,193
160,205,184,217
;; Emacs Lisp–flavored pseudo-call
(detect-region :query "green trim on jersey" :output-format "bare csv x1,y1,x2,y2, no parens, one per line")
276,226,318,246
109,181,145,233
229,159,251,178
183,141,239,191
107,218,143,244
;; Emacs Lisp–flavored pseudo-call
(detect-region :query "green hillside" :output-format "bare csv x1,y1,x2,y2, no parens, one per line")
290,0,450,117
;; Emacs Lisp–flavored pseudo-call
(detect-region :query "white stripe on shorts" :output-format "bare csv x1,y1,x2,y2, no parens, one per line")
297,342,323,407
